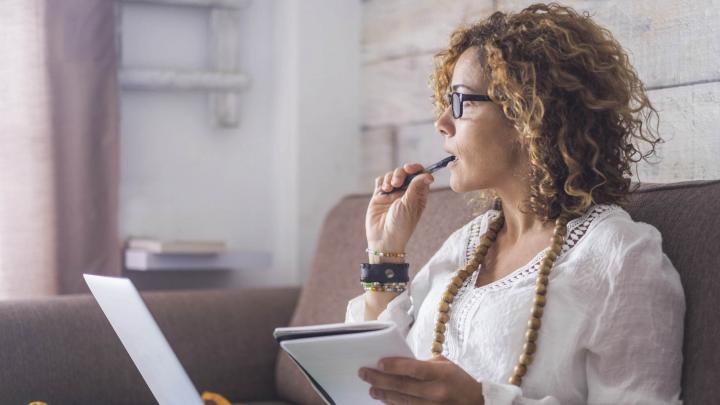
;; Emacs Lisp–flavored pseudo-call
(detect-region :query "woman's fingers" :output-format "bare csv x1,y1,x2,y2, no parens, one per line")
391,167,406,188
383,172,394,192
377,163,424,193
360,368,437,401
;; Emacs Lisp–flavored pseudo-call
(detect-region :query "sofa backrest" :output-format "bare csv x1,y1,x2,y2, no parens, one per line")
0,287,300,404
275,180,720,405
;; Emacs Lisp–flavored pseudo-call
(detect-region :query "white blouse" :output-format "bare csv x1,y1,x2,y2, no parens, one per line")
345,204,685,404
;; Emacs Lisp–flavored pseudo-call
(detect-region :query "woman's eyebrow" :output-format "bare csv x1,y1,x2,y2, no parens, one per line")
451,84,481,93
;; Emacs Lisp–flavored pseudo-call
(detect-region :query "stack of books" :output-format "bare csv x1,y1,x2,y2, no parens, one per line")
124,238,271,271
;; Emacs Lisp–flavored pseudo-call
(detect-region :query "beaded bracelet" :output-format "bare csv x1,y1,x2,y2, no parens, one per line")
361,281,408,293
365,248,406,258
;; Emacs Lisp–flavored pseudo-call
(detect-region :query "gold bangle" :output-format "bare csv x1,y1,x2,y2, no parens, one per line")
365,248,406,258
361,281,407,292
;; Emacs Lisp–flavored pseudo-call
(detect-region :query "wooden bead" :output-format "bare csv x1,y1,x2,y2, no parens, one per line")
432,342,443,353
528,316,541,330
533,294,546,307
438,300,450,313
519,353,533,366
551,239,563,251
508,375,521,386
438,312,449,323
531,305,543,318
545,250,558,261
535,283,547,295
434,323,446,334
513,364,527,377
523,341,537,355
442,291,455,303
434,333,445,344
536,275,549,286
525,329,539,342
457,270,470,280
476,244,489,256
447,283,459,295
538,265,552,277
451,276,464,288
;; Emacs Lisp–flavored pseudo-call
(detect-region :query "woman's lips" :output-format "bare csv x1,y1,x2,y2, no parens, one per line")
448,157,459,168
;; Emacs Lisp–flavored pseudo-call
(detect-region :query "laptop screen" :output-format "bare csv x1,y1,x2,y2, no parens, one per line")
84,274,204,405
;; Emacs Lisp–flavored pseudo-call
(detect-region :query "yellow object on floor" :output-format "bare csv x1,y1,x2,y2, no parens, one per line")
201,391,233,405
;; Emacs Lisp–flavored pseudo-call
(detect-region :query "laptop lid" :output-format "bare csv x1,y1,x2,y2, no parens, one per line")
84,274,204,405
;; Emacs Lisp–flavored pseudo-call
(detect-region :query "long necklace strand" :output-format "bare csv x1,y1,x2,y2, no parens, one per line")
431,205,570,387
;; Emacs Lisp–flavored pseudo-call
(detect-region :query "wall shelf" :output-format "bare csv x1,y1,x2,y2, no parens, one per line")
116,0,251,127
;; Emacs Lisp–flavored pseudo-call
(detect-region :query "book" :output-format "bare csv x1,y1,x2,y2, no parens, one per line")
124,249,272,271
273,321,415,404
127,238,227,254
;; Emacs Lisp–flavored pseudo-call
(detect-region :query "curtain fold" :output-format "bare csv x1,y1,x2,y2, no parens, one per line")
0,0,120,298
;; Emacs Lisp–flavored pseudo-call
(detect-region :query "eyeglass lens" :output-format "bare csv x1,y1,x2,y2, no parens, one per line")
453,93,463,119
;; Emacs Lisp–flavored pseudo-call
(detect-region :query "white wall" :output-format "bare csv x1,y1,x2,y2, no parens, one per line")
119,0,362,287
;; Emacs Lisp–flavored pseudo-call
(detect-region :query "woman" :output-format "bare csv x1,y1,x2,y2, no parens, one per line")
345,3,684,404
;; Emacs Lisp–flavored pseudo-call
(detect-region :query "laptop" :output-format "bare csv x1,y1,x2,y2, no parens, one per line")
84,274,205,405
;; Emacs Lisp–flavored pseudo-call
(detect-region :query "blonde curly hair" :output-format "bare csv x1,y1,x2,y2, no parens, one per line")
431,2,661,220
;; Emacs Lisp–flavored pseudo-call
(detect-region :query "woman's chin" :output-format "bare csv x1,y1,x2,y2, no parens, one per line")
449,177,468,193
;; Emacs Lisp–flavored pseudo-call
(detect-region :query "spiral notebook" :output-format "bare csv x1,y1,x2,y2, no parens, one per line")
273,321,415,404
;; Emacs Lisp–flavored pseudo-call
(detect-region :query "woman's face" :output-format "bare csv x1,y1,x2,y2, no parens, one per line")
435,46,527,193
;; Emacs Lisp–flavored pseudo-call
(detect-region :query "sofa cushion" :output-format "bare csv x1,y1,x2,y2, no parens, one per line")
623,180,720,404
275,180,720,405
0,287,300,404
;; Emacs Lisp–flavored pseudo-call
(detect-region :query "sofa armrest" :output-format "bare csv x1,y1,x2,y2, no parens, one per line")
0,286,300,404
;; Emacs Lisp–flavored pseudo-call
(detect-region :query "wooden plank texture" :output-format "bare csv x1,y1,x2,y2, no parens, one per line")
360,127,396,191
362,53,437,128
362,0,494,64
396,122,452,188
496,0,720,89
636,82,720,182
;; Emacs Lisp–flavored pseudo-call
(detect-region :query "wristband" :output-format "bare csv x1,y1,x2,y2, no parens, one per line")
365,248,406,258
360,262,410,283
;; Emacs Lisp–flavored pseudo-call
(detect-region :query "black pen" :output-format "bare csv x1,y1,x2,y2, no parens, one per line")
380,155,456,195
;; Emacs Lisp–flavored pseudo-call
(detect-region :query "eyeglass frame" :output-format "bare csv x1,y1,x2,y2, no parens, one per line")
446,92,492,119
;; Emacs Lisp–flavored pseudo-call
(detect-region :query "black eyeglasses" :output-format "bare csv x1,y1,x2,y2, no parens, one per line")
446,92,492,119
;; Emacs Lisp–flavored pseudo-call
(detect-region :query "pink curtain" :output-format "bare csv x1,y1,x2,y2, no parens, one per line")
0,0,120,298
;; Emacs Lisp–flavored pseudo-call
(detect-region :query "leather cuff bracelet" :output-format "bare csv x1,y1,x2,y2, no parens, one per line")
360,263,410,283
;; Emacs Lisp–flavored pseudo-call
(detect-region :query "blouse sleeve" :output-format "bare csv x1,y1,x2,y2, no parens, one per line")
344,223,469,339
479,219,685,405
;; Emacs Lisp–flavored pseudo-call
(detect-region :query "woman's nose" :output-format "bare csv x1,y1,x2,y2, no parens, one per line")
434,107,454,137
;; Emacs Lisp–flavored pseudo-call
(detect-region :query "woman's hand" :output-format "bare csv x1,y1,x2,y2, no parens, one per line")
358,355,485,405
366,163,435,254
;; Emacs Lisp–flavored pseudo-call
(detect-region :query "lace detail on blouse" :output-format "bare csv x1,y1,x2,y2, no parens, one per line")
444,204,621,359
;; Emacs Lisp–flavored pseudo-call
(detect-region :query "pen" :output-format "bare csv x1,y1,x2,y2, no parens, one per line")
380,155,456,195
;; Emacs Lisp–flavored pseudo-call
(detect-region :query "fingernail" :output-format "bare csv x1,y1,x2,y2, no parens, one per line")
423,177,433,185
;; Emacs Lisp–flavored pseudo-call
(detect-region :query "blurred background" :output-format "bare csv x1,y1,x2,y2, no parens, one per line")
1,0,718,299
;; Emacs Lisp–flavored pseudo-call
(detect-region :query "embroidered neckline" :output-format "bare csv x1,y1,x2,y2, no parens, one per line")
443,203,622,358
460,204,619,293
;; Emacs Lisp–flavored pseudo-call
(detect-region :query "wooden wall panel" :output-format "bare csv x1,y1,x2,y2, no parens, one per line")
396,122,451,188
362,53,436,128
637,82,720,182
359,127,396,189
362,0,493,64
496,0,720,89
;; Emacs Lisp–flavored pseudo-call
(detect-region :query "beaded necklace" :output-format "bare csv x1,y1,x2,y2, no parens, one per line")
431,204,571,387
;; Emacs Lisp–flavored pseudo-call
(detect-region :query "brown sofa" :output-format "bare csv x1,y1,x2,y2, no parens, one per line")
1,181,718,404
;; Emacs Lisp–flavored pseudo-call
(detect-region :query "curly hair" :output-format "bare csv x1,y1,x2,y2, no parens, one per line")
431,2,662,220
